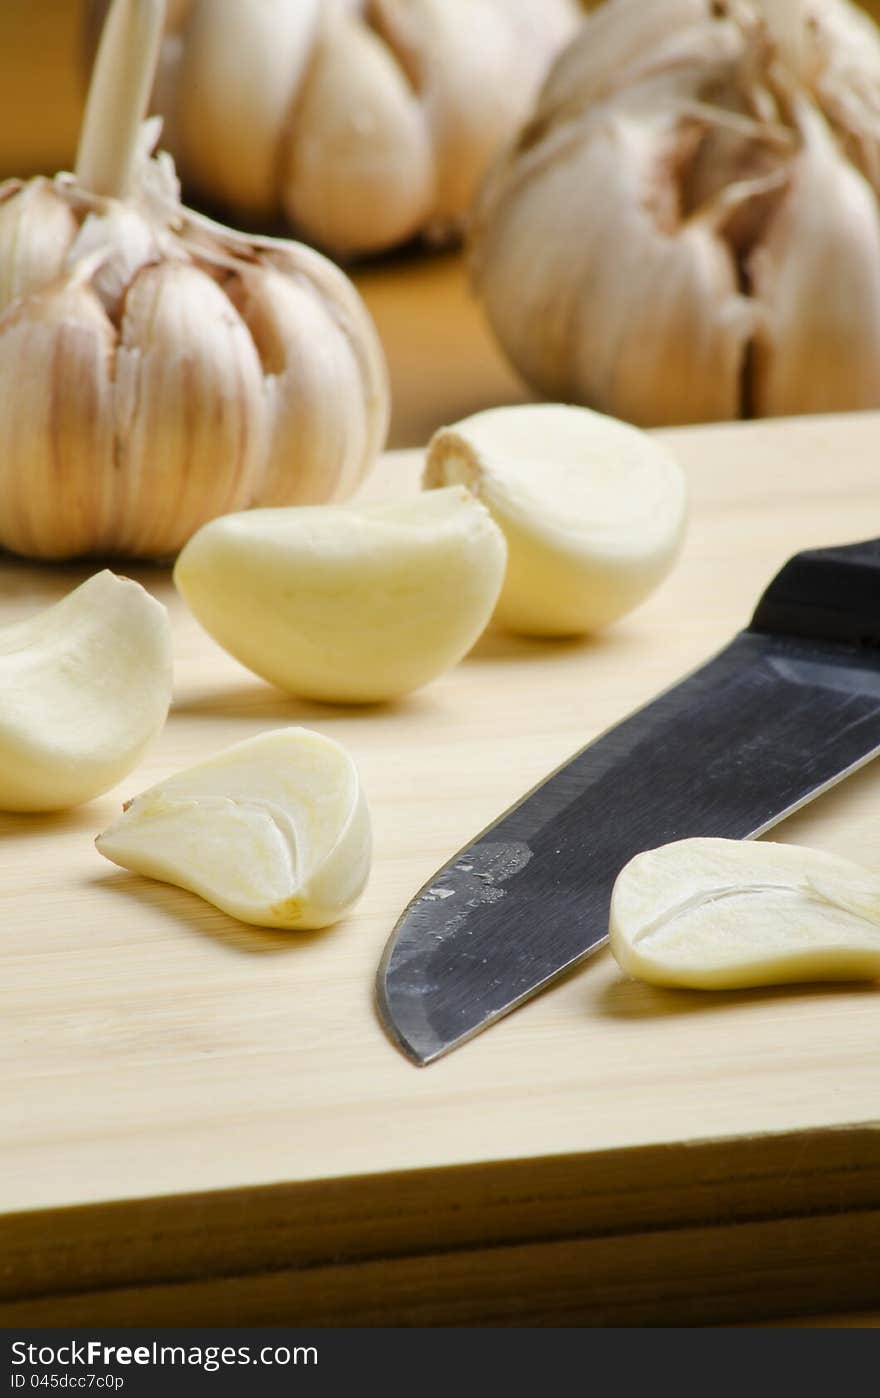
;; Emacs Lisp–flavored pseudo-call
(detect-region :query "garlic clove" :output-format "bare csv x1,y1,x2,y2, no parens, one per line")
425,404,687,637
260,239,390,483
750,103,880,416
0,180,78,317
112,260,268,558
471,105,754,425
65,202,162,322
0,571,172,812
281,4,434,256
228,260,374,506
175,0,321,219
538,0,739,122
609,838,880,990
0,279,116,559
173,487,507,704
95,727,371,930
369,0,580,234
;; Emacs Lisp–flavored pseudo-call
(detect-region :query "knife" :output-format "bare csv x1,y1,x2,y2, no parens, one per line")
377,536,880,1065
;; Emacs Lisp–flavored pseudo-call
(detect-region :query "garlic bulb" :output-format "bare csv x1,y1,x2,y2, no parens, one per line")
0,0,388,561
90,0,582,257
472,0,880,425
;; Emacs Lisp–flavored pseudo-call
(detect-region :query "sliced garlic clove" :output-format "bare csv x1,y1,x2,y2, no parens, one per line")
610,838,880,990
0,279,116,559
175,0,320,219
112,260,268,557
750,103,880,415
281,5,434,256
0,180,78,317
425,404,687,637
0,571,172,812
96,727,371,930
174,487,507,704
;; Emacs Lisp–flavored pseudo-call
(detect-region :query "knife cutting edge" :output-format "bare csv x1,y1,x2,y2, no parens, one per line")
376,537,880,1065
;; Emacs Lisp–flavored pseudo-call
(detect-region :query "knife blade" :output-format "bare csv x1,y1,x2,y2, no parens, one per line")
377,537,880,1065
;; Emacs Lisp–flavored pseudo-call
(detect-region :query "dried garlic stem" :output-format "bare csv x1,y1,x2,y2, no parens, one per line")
76,0,167,198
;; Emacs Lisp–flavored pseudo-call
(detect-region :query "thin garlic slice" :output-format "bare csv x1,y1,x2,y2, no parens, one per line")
610,838,880,990
424,404,687,637
0,571,172,812
96,728,371,931
173,487,507,704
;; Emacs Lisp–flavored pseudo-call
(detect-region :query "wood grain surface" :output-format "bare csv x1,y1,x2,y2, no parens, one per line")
2,409,880,1325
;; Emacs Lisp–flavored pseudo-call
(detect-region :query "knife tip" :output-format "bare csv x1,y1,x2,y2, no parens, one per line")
374,953,449,1067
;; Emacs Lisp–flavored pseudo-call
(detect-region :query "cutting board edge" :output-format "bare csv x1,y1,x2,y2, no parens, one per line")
4,1117,879,1312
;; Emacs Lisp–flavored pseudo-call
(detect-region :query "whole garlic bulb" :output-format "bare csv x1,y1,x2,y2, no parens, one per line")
93,0,583,258
472,0,880,426
0,0,388,561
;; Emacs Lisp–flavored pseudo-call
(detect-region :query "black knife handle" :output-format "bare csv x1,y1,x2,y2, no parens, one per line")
750,537,880,647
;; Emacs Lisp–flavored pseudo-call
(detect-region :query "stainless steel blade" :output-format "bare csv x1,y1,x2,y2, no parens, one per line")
377,628,880,1064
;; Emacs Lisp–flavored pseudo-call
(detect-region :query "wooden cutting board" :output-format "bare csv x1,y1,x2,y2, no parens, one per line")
1,410,880,1327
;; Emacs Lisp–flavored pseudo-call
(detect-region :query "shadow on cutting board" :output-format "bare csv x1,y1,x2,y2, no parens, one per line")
170,680,435,725
0,806,97,842
91,869,333,957
595,974,879,1021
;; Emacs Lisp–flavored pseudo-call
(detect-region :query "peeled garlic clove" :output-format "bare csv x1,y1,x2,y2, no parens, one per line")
610,838,880,990
174,487,507,704
96,728,371,931
0,179,77,316
425,404,687,637
281,5,434,256
0,571,172,812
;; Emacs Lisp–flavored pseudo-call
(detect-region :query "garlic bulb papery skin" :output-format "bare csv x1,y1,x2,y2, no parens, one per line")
173,487,507,704
0,163,388,560
96,727,371,930
93,0,583,258
0,570,173,812
0,0,388,562
610,838,880,990
472,0,880,426
425,405,687,637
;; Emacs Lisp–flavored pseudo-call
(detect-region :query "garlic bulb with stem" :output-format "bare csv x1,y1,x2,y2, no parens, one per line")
89,0,583,258
0,0,388,562
471,0,880,426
